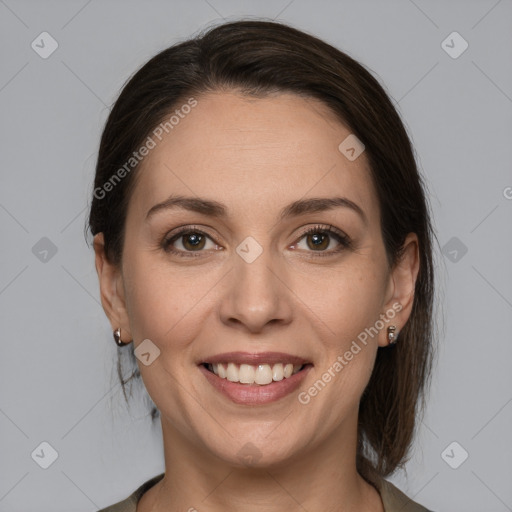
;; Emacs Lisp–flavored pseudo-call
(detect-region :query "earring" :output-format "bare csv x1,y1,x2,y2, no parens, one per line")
113,328,131,347
387,325,398,346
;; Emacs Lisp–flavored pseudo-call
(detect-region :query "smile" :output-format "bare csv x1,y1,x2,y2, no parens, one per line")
199,352,312,405
204,362,304,385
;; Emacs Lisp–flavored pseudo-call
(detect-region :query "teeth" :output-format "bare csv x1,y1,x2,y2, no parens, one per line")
217,363,227,379
255,364,273,385
226,362,239,382
208,362,303,385
273,363,284,381
239,364,255,384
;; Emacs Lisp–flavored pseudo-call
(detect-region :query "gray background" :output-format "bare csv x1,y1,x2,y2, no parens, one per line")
1,0,511,511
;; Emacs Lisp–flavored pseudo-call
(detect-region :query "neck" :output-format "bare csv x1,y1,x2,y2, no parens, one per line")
138,417,384,512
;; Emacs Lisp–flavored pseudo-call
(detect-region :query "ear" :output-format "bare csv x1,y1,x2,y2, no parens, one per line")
93,233,132,344
378,232,420,347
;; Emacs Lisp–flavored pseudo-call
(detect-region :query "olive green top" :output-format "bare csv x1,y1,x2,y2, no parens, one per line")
97,472,433,511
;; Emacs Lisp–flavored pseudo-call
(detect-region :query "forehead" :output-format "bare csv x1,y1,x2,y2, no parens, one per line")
128,91,379,226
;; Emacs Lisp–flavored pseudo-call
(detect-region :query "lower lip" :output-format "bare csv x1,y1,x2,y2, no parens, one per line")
199,364,312,405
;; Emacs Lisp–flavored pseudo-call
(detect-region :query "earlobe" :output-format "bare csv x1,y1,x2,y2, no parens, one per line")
93,233,132,342
379,233,420,347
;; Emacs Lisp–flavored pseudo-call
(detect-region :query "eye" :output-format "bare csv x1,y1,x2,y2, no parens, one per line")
162,227,221,257
291,224,352,256
161,224,352,258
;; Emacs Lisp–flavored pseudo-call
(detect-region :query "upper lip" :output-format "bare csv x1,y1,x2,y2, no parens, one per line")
200,351,311,366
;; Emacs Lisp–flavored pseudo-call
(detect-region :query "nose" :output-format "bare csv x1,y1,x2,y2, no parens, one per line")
218,243,293,334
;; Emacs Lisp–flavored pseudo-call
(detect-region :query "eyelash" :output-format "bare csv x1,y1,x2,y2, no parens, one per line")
161,224,352,258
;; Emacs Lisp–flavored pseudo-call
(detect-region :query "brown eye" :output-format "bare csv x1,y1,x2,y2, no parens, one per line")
292,225,352,256
180,232,206,251
305,231,330,251
162,228,218,257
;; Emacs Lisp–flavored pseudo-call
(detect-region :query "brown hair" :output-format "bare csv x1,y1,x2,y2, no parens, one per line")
87,19,437,483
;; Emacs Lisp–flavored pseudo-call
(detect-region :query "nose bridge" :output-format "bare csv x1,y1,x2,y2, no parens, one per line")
220,234,292,331
236,236,276,290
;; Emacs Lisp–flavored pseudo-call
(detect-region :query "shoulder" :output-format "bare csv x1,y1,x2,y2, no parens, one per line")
373,476,435,512
97,473,165,512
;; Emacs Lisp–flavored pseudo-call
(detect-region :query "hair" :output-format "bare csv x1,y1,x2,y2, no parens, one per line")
87,19,438,484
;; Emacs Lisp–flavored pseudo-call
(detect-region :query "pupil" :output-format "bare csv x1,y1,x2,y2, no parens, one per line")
312,233,324,245
188,234,201,246
309,233,327,250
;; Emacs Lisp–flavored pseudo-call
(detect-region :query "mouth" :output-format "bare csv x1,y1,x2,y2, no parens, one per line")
201,362,309,385
198,352,313,405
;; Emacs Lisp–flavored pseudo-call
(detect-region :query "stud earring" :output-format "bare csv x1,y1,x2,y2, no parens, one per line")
387,325,398,346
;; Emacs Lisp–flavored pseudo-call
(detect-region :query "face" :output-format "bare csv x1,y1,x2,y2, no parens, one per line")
95,90,418,469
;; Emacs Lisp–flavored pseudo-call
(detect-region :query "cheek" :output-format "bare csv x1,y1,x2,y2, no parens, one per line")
122,251,181,340
124,267,174,341
120,253,210,422
294,265,384,421
291,257,387,343
122,249,221,350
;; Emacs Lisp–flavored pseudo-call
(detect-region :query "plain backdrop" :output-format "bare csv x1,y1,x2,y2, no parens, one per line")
1,1,511,511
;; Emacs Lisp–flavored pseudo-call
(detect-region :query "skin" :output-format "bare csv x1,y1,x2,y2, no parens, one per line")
94,90,419,512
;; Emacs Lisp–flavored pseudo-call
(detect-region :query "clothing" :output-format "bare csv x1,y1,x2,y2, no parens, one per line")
97,472,433,511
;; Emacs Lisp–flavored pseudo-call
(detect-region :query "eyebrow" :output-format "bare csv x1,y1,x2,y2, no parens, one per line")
146,194,367,225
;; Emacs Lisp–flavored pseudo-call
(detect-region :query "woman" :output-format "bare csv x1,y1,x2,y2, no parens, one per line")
89,19,437,512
